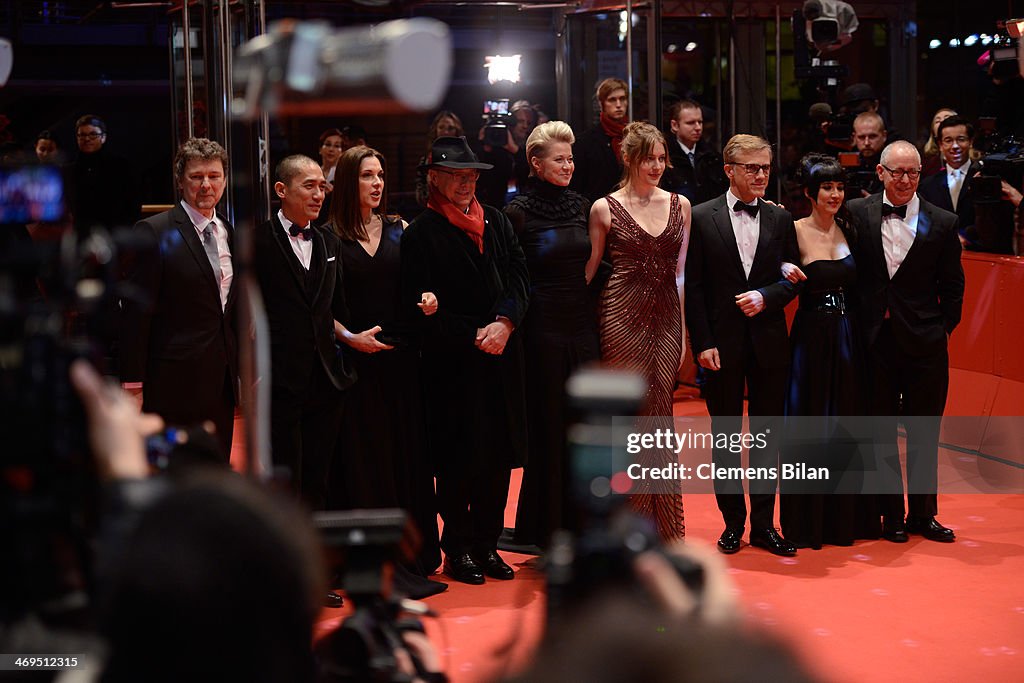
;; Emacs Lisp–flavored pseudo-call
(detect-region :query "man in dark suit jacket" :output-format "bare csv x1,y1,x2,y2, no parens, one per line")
848,140,965,543
402,136,529,586
684,134,799,557
120,138,237,461
660,99,728,205
253,154,355,511
570,78,629,203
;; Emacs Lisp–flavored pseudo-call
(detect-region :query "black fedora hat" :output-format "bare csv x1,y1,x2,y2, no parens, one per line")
420,136,493,171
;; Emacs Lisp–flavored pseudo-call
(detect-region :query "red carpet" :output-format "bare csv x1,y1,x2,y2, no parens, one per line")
309,391,1024,682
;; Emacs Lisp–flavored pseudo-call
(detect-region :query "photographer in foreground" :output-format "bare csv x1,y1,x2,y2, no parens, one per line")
70,361,447,683
513,540,817,683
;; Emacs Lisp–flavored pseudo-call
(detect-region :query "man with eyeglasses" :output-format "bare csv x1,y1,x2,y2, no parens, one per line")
67,114,139,235
919,115,1017,254
402,136,529,585
848,140,965,544
685,134,799,557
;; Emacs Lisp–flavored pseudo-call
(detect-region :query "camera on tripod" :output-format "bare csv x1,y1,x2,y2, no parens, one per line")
482,98,511,148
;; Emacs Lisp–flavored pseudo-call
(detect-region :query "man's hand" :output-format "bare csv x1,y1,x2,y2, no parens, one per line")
698,347,721,371
1001,180,1023,208
735,289,765,317
475,319,513,355
346,325,395,353
417,291,438,316
633,540,739,626
781,261,807,284
71,360,163,481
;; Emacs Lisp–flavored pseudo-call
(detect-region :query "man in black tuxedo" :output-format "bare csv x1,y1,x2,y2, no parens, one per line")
660,99,727,205
120,138,237,461
848,140,965,543
684,134,799,556
253,154,355,511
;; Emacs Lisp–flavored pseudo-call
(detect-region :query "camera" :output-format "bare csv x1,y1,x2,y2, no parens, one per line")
835,151,879,197
482,98,511,148
976,132,1024,201
314,509,434,683
545,368,704,626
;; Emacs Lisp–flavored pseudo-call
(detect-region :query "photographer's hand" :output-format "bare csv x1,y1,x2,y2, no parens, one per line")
395,630,446,683
70,360,163,480
633,540,739,626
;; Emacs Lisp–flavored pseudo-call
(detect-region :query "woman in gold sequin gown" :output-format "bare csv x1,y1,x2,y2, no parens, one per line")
585,122,691,540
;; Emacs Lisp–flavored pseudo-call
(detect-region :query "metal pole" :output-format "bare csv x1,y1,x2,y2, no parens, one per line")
648,0,663,130
715,24,722,150
775,2,782,199
626,0,633,121
182,0,194,140
219,0,234,223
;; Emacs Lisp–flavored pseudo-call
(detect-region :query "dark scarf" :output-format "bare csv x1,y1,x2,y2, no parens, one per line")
427,185,485,253
600,112,628,164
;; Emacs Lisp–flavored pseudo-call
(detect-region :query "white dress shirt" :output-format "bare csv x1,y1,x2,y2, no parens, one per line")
278,209,313,270
946,162,966,211
725,189,760,279
880,193,920,279
182,200,232,310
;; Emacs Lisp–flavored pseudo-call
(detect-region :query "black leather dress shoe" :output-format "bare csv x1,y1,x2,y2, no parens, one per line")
906,516,955,543
882,518,909,543
443,553,485,585
717,528,744,554
473,550,514,580
749,528,797,556
323,591,344,608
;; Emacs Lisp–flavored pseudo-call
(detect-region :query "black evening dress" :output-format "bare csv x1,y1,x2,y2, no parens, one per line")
780,253,881,548
503,179,599,547
329,216,442,576
599,193,688,541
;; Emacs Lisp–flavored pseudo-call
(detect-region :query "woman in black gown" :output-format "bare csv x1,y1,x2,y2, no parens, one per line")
326,145,444,583
780,154,881,549
503,121,599,549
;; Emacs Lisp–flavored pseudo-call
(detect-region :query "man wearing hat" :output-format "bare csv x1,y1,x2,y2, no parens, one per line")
401,136,529,585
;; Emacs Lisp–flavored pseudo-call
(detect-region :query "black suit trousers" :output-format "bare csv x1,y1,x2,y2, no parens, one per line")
270,357,344,511
703,329,788,530
868,321,949,519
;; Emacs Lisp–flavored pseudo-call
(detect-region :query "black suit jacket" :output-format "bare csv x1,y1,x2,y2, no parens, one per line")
253,216,355,396
660,139,728,205
400,204,530,467
848,193,965,356
917,161,979,234
569,126,623,204
684,195,798,369
120,203,238,418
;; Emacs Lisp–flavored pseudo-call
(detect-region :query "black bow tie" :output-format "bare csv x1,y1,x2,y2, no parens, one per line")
732,200,759,218
288,224,314,241
881,204,908,220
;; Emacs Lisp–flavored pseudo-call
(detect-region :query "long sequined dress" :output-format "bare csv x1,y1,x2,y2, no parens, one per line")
599,193,688,540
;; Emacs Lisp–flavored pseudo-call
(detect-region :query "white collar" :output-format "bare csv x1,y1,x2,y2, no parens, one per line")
181,200,217,232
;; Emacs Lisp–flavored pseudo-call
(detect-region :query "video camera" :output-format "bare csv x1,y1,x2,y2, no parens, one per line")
835,151,879,197
482,98,511,148
314,509,435,683
545,369,704,627
975,127,1024,202
985,18,1024,81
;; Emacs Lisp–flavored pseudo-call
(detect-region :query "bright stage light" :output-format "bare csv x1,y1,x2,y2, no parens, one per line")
484,54,521,84
929,39,941,49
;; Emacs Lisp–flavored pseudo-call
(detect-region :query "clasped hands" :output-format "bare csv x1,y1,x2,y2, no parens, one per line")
476,318,513,355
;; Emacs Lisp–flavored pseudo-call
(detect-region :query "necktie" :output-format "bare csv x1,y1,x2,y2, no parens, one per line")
201,223,223,285
733,200,759,218
949,168,963,211
687,151,696,168
881,204,908,220
289,224,314,241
